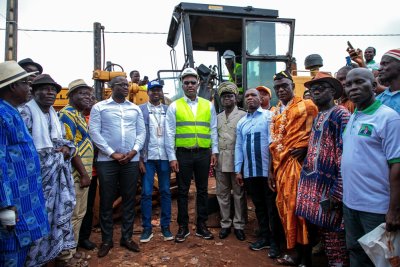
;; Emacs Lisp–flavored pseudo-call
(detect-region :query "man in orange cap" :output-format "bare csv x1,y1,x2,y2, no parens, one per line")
256,86,273,110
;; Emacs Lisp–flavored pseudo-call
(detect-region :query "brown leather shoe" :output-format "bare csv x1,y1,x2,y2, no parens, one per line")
98,242,113,258
120,239,140,252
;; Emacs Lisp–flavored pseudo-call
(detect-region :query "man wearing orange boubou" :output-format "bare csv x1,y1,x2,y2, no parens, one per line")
268,70,318,267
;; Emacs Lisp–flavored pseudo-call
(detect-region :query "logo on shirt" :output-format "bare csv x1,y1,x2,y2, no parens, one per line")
358,124,374,137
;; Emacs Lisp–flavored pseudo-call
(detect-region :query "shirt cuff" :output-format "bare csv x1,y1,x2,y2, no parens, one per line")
168,153,177,161
133,144,140,153
105,147,115,157
388,158,400,164
212,147,219,154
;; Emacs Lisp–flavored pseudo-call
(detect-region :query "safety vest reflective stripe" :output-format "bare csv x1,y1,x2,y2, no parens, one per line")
176,121,210,127
175,97,211,148
176,133,211,139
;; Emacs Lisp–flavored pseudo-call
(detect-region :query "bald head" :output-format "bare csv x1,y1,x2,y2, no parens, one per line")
245,88,261,112
348,68,375,83
345,68,376,110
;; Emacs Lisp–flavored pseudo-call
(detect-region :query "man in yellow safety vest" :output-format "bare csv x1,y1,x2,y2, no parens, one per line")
165,67,219,243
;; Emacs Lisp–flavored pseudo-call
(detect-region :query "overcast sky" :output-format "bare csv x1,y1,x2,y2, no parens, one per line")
1,0,399,95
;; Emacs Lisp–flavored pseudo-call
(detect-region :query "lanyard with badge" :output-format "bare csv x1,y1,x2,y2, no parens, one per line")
151,106,163,136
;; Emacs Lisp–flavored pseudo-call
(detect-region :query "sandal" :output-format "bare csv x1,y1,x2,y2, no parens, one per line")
73,252,91,261
55,257,89,267
65,257,89,267
275,254,297,266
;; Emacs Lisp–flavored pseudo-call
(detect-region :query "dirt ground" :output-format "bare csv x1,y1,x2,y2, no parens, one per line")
68,179,327,267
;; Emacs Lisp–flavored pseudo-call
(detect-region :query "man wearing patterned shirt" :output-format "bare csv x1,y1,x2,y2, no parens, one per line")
59,79,94,256
0,61,49,267
296,72,350,267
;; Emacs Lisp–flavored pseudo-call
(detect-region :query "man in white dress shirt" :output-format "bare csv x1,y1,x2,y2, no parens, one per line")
89,76,145,257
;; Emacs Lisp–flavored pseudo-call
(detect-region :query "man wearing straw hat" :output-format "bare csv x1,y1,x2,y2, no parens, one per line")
0,61,49,267
59,79,94,261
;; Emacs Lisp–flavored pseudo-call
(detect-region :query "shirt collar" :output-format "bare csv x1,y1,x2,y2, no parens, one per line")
105,97,128,105
147,102,162,108
354,100,382,115
246,106,263,116
384,87,400,95
0,99,17,110
183,95,198,103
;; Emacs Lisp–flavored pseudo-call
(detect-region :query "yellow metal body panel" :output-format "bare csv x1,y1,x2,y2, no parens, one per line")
292,76,312,98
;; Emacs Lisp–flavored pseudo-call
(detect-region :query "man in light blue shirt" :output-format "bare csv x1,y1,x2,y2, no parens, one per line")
89,76,145,257
235,89,281,257
376,48,400,113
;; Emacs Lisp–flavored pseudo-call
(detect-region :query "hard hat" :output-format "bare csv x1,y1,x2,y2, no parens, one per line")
180,68,199,80
223,50,236,59
304,54,323,70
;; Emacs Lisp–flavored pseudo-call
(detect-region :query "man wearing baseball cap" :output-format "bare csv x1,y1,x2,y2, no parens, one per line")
138,80,174,243
376,48,400,114
0,61,49,266
223,50,243,94
165,67,218,242
256,86,273,110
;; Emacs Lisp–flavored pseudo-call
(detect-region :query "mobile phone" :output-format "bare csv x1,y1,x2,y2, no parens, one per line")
347,41,354,50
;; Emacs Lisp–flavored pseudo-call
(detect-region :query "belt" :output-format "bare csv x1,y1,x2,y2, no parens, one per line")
176,147,210,153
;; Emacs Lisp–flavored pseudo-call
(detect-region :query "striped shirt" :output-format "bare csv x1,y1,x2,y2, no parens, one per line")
235,107,272,178
59,104,94,182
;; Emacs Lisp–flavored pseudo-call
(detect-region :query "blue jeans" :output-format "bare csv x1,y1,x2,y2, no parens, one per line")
141,160,171,229
343,204,386,267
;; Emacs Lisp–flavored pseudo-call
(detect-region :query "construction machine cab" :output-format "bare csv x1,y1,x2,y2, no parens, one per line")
160,2,295,110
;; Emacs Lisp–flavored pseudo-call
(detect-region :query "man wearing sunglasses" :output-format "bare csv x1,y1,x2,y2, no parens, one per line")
166,67,219,243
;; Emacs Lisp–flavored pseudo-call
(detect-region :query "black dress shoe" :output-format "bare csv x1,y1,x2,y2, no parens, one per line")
175,226,190,243
195,223,214,240
79,239,97,250
98,242,113,258
120,239,140,252
219,228,231,239
268,243,281,259
234,229,246,241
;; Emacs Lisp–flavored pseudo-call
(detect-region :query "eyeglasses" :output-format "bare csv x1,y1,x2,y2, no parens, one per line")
310,84,330,93
183,81,197,86
114,82,129,88
273,83,291,91
17,79,32,86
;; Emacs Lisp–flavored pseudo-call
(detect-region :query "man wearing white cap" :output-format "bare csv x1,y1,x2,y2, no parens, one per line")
0,61,49,267
166,67,218,243
223,50,243,94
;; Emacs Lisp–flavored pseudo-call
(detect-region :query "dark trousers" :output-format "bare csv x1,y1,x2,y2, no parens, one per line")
96,161,139,242
176,148,211,226
246,176,281,245
343,204,386,267
78,175,98,242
